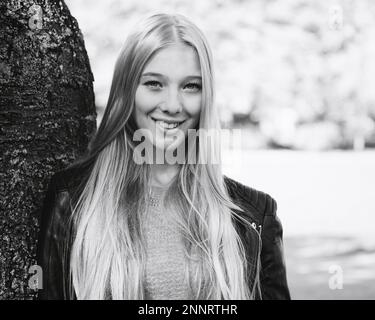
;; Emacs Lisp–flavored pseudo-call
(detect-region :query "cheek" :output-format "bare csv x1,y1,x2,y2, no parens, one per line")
183,95,202,119
134,87,156,114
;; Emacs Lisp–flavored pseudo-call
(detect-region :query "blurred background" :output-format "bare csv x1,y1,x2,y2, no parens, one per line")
65,0,375,299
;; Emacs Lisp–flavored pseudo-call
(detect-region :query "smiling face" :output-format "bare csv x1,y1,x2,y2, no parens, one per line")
134,43,202,152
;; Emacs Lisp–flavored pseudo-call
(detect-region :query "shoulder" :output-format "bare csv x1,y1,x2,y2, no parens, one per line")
49,158,94,194
224,175,278,226
39,159,94,233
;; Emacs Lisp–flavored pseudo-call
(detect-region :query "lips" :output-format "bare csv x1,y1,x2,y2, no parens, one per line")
150,117,186,130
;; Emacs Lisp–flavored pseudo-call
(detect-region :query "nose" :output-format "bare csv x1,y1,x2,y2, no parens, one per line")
159,87,183,114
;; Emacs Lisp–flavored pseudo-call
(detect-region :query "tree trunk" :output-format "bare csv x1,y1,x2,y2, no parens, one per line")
0,0,96,299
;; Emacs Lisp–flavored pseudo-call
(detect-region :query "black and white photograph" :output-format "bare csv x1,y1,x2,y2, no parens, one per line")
0,0,374,304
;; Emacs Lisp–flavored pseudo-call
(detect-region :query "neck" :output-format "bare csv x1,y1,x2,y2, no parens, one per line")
150,163,180,187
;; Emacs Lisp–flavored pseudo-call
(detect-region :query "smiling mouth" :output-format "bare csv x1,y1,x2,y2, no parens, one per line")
150,117,186,130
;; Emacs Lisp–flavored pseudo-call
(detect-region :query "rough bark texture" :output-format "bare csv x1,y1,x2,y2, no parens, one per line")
0,0,96,299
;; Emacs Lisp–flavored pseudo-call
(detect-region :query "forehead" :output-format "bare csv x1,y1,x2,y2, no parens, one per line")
143,43,201,77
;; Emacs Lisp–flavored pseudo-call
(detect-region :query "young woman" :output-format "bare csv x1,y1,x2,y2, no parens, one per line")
37,13,290,300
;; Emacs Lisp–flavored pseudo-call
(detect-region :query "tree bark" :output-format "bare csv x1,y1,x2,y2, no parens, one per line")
0,0,96,299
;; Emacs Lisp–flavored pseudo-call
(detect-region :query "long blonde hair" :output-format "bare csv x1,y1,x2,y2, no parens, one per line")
65,13,260,300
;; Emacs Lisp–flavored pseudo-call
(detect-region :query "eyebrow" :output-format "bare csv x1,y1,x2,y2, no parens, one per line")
141,72,202,80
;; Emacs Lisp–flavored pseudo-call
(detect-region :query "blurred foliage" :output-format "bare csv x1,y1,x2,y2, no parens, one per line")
66,0,375,150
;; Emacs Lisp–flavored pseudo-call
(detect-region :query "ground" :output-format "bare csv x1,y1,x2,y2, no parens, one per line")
222,149,375,299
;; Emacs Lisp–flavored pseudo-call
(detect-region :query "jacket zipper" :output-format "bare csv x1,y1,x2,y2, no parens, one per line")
251,222,262,237
250,221,263,300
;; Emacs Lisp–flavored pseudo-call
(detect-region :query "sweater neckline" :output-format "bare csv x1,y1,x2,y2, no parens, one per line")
149,184,169,199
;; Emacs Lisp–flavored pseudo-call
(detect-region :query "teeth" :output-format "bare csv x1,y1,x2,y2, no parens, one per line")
156,120,179,129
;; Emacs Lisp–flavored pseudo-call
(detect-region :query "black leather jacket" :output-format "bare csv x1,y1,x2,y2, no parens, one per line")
37,164,291,300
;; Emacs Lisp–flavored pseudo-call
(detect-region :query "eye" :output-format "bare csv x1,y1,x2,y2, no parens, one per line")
183,82,202,92
144,80,163,90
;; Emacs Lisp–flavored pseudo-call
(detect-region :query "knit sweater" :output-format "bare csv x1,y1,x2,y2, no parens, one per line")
143,185,190,300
